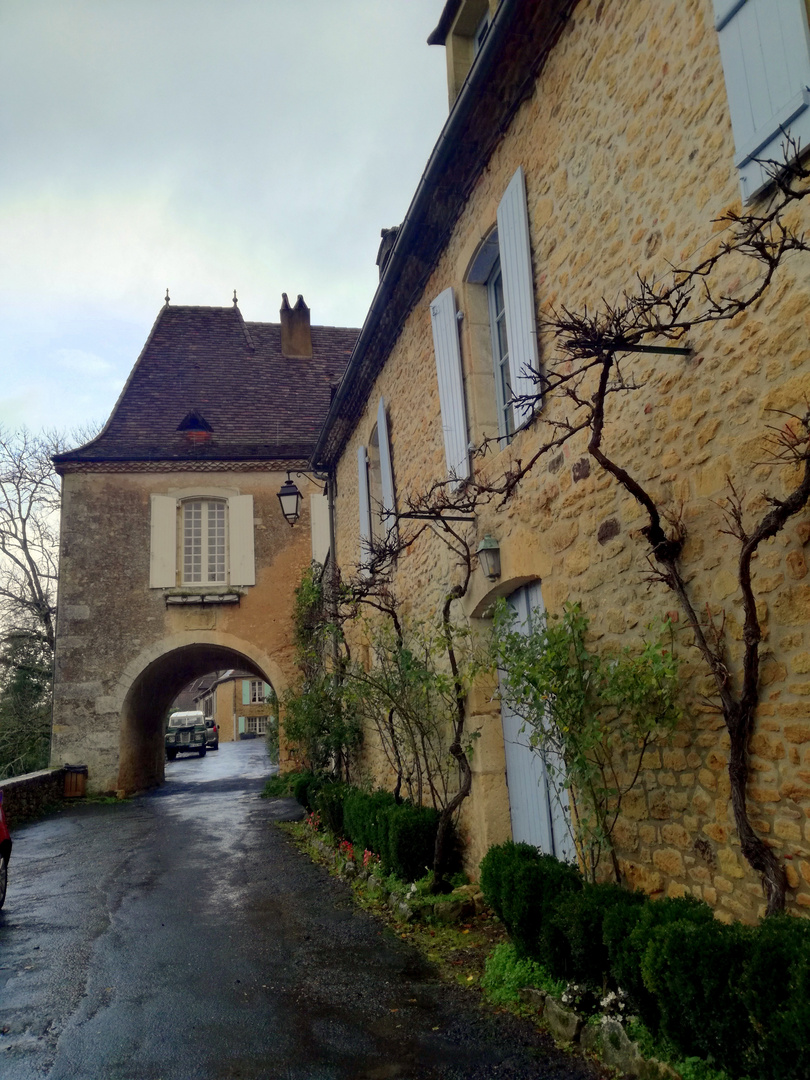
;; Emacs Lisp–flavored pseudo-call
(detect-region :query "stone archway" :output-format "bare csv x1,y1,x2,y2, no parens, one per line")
115,632,286,794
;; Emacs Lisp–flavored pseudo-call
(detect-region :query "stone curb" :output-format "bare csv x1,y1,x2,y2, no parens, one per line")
517,993,681,1080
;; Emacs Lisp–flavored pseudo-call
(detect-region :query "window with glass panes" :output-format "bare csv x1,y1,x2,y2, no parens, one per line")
487,259,514,439
182,500,226,584
249,680,264,703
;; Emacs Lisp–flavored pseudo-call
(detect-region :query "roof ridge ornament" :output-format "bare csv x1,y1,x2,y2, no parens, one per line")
165,288,170,306
233,290,238,306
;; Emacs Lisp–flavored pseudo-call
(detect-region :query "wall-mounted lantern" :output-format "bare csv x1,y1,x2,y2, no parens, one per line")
476,534,501,581
277,473,303,526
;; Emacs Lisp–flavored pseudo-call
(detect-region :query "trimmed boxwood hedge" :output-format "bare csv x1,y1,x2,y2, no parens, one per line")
479,840,810,1080
295,779,444,883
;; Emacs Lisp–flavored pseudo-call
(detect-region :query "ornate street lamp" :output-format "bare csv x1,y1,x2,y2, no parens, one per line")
476,534,501,581
277,473,303,526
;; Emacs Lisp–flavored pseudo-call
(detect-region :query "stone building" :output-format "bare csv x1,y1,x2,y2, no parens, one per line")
52,295,357,794
312,0,810,919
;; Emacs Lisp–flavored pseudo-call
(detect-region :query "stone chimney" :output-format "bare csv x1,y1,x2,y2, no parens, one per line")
376,226,400,280
280,293,312,358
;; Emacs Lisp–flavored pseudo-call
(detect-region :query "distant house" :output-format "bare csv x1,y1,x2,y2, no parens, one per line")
194,669,276,742
52,295,357,794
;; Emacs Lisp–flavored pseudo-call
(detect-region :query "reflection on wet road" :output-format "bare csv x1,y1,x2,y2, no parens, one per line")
0,741,601,1080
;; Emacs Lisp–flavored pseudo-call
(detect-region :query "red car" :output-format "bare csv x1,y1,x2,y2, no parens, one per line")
0,789,11,910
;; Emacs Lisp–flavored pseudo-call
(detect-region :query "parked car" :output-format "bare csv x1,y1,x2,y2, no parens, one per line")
204,717,219,750
165,711,207,760
0,789,11,910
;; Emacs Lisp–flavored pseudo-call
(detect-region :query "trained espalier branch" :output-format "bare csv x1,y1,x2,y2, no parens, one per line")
372,145,810,914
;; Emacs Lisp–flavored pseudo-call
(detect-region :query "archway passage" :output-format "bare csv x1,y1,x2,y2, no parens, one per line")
119,644,271,795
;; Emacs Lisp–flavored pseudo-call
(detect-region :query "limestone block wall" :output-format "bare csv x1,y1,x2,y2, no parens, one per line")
52,466,315,794
332,0,810,918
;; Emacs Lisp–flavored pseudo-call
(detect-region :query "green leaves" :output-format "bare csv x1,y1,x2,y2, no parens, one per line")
491,601,681,880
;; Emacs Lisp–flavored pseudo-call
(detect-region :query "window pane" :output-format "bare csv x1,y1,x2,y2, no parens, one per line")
183,502,202,582
207,501,226,583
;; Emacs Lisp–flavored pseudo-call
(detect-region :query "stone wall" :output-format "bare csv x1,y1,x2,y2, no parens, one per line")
0,769,67,829
332,0,810,919
53,466,316,794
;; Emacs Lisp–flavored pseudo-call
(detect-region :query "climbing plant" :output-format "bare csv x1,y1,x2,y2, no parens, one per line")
492,601,681,883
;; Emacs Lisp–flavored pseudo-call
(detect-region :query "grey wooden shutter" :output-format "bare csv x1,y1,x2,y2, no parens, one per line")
149,494,177,588
429,286,470,483
714,0,810,201
497,166,539,430
501,582,576,861
377,396,398,545
357,444,371,571
228,495,255,586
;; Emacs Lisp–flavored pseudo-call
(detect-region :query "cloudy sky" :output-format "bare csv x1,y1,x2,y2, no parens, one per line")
0,1,449,436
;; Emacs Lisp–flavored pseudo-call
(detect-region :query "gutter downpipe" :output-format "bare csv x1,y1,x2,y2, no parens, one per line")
309,0,525,472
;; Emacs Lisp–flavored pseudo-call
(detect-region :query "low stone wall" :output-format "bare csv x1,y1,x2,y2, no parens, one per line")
0,768,67,828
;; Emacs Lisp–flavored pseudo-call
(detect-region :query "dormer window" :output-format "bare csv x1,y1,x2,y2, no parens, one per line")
473,10,490,55
428,0,494,108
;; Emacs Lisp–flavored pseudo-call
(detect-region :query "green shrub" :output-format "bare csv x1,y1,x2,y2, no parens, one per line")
479,841,582,962
641,916,750,1075
604,894,715,1031
342,788,396,854
291,771,324,810
737,913,810,1080
481,942,565,1006
261,771,302,798
340,787,440,882
313,782,346,836
548,882,645,985
384,801,439,881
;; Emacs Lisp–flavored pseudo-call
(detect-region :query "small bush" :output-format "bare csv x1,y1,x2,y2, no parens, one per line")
314,782,346,836
548,882,644,986
261,771,304,798
291,771,324,810
641,916,750,1075
481,941,565,1006
737,913,810,1080
342,788,396,854
384,801,439,881
480,841,582,961
604,894,714,1031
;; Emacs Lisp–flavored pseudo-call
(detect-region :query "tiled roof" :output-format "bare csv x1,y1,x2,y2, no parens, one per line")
54,304,358,466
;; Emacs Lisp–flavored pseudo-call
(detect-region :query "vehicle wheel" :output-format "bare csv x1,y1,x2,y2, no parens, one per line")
0,857,7,910
167,750,177,761
198,746,207,757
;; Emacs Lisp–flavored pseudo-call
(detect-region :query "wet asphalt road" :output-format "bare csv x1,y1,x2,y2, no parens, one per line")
0,741,603,1080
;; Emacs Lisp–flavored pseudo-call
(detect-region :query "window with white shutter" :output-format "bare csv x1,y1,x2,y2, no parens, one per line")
430,286,470,483
496,166,539,430
357,444,372,572
377,397,398,546
149,492,254,589
714,0,810,202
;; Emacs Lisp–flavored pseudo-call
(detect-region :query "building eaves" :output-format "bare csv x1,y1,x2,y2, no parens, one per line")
311,0,576,471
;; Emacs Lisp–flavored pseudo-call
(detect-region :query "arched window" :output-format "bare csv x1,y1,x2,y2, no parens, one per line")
149,491,255,590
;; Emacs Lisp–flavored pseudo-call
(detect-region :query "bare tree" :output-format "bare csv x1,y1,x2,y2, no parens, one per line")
0,428,65,650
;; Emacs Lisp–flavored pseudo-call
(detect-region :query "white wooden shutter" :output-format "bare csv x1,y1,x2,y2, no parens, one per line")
429,287,470,483
497,166,539,429
309,493,330,566
714,0,810,202
149,494,177,588
228,494,255,586
377,396,398,545
357,444,371,571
